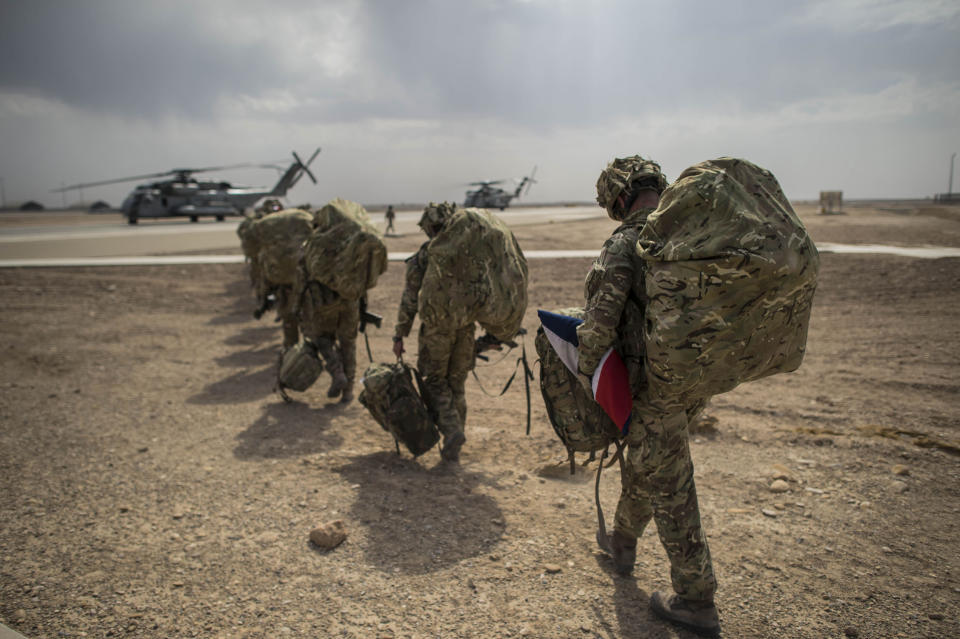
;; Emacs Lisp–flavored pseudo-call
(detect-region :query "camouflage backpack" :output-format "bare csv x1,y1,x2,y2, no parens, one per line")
277,340,323,396
638,157,820,410
419,207,528,342
301,198,388,301
250,209,315,286
359,362,440,457
535,307,621,471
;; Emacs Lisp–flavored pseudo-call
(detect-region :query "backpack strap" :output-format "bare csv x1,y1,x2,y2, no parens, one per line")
594,439,627,553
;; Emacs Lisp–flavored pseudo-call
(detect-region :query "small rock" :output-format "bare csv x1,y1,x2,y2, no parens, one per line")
881,546,893,553
844,627,859,638
309,520,347,550
14,609,26,621
769,463,792,480
769,479,790,493
892,464,910,476
892,481,909,493
929,612,944,621
761,509,778,518
544,563,562,574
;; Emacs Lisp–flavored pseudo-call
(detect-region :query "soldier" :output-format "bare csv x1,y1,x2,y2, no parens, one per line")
577,156,720,637
237,198,284,317
384,205,396,236
296,277,357,403
392,202,473,462
240,202,313,351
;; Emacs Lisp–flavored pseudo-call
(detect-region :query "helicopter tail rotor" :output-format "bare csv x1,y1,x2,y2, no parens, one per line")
293,147,320,185
523,165,538,196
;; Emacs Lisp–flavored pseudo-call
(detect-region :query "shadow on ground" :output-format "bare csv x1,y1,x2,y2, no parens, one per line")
233,400,344,459
590,554,672,638
187,364,277,404
335,451,506,575
208,276,265,326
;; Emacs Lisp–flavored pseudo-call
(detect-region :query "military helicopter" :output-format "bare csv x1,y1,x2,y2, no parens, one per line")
54,148,320,224
463,166,537,210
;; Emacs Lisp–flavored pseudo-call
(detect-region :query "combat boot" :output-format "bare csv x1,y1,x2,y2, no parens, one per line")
326,365,349,399
440,431,466,462
649,591,720,637
596,528,637,576
339,382,354,404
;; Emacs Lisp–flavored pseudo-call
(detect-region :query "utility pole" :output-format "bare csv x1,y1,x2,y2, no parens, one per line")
950,152,956,197
0,177,5,209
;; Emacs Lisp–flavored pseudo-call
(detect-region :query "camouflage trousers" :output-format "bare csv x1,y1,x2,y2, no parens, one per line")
298,284,360,385
274,285,300,350
615,409,717,603
417,322,476,437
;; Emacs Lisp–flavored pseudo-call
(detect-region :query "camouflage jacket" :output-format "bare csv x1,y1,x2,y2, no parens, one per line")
576,207,652,395
395,242,430,338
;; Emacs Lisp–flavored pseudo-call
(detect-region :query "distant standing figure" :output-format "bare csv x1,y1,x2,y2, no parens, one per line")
384,205,396,235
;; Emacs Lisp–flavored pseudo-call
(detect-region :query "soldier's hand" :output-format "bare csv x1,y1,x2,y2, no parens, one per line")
576,370,594,398
392,337,404,359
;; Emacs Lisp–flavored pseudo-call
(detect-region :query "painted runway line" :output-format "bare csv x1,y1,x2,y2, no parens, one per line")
2,244,960,268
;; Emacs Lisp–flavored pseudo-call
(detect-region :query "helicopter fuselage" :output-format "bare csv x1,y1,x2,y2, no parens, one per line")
463,186,515,210
121,180,271,222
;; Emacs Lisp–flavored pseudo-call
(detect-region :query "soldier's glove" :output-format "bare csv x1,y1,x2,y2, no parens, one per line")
576,369,594,398
392,336,405,360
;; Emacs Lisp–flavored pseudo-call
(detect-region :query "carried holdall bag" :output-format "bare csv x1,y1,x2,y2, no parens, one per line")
277,340,323,397
358,362,440,457
534,308,621,469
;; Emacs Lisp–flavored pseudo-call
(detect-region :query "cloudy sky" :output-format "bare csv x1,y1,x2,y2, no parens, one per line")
1,0,958,209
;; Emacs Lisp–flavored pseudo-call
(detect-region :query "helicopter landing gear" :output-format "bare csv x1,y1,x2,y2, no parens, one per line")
216,215,225,222
190,215,199,223
127,215,138,225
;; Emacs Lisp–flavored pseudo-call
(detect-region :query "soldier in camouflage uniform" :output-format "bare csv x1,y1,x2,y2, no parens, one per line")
392,202,474,462
577,156,720,637
237,198,304,348
296,276,356,403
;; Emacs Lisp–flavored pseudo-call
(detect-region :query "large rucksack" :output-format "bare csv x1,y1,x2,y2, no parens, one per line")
418,207,528,342
250,209,315,286
358,362,440,457
301,198,388,301
535,308,621,470
637,157,819,410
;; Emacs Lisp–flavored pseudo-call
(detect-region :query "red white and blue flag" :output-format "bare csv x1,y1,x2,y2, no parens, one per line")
537,309,633,436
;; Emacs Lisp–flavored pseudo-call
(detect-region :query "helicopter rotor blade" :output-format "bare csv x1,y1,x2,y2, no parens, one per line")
171,162,257,174
51,170,179,192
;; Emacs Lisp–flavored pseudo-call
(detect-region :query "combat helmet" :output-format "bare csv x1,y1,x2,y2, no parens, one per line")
595,155,668,220
418,201,457,237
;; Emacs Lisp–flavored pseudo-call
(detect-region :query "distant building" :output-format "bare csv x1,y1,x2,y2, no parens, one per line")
19,200,44,211
934,193,960,203
819,191,843,214
89,200,112,211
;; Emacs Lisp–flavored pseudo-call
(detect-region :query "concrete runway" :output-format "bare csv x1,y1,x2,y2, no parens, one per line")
0,205,604,262
2,205,960,267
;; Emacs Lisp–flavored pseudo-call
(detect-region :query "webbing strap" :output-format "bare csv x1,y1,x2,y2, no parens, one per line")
594,440,627,552
364,331,374,363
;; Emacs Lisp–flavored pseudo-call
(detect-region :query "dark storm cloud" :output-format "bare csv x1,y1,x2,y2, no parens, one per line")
0,0,300,119
0,0,957,129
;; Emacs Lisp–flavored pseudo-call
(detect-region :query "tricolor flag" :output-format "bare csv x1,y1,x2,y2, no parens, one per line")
537,309,632,436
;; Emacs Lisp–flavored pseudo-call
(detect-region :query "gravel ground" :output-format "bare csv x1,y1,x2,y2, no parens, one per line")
1,202,959,638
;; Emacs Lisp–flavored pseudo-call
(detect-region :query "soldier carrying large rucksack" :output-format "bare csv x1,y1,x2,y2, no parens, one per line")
385,201,528,462
537,155,818,637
